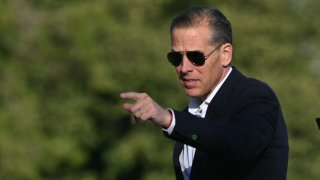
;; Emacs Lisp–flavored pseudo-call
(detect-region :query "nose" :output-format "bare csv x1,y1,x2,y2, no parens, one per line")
178,54,193,73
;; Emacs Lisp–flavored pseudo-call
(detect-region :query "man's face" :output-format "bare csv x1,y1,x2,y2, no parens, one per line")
170,25,231,100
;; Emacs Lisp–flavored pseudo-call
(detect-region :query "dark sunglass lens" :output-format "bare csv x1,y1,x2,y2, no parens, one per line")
167,52,182,66
186,51,205,66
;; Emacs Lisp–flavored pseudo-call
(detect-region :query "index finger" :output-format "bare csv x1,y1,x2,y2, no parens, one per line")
120,92,144,101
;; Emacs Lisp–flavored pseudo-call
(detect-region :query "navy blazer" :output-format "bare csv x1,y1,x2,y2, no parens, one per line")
165,68,289,180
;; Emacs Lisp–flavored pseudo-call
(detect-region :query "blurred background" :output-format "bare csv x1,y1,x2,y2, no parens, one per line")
0,0,319,179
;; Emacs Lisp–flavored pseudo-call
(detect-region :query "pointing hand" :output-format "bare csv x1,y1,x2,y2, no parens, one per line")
120,92,172,128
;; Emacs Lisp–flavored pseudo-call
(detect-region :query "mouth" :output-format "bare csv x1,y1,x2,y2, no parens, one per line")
180,78,199,88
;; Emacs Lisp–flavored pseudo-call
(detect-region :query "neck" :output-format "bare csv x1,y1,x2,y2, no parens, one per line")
198,66,231,102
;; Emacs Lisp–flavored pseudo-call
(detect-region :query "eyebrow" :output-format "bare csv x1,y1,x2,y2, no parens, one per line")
170,49,204,52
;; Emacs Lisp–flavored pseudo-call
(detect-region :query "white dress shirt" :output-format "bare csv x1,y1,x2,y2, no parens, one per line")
165,67,232,180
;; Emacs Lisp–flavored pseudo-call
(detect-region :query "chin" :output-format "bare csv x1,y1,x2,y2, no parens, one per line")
184,89,201,98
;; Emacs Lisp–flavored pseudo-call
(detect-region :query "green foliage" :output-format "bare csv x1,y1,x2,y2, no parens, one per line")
0,0,319,179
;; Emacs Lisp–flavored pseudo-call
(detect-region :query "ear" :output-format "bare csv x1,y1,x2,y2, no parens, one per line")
220,43,232,67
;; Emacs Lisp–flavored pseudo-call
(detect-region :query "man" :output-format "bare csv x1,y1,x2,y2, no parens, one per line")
120,7,288,180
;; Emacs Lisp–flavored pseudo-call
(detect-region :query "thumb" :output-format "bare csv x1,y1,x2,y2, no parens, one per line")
122,103,133,112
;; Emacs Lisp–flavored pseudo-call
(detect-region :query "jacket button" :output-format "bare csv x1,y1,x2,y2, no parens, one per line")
192,134,197,140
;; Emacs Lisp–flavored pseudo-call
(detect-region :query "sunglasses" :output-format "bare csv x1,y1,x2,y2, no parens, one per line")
167,46,220,66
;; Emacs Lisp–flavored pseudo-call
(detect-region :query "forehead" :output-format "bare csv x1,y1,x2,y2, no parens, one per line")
171,25,212,50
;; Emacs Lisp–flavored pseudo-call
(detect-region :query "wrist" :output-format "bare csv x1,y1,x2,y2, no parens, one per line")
163,109,173,129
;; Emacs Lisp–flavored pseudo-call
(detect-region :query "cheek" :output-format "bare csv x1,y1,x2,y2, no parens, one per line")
201,64,221,84
208,59,222,73
196,66,209,80
175,66,181,74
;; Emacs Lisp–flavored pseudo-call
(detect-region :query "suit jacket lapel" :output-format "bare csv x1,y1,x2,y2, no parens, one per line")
205,67,245,119
173,142,184,179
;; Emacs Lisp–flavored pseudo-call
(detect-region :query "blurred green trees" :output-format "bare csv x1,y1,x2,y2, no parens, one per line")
0,0,319,179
